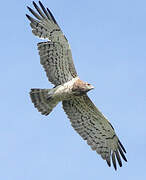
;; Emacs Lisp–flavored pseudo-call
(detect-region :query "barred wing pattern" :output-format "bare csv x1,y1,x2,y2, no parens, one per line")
63,95,127,170
26,1,77,85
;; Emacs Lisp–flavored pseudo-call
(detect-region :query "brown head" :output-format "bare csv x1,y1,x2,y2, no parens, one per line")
72,79,94,95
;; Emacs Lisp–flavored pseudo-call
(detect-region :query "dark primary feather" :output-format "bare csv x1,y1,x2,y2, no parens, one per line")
38,1,51,20
32,1,46,19
46,7,58,25
26,14,39,24
118,144,127,162
30,1,58,26
106,157,111,167
115,150,122,167
118,139,126,153
27,6,42,20
112,152,117,170
62,95,127,170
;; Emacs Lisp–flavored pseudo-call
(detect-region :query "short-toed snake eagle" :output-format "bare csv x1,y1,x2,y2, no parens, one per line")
26,1,127,170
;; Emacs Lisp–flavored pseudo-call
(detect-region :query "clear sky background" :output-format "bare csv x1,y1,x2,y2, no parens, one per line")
0,0,146,179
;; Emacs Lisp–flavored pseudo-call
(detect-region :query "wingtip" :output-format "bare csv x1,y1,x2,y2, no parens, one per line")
112,152,117,171
118,139,126,153
39,1,46,11
32,1,36,5
26,14,29,19
27,6,32,13
46,7,58,25
124,157,128,162
106,159,111,167
32,1,37,8
38,1,43,6
113,163,117,171
26,14,32,22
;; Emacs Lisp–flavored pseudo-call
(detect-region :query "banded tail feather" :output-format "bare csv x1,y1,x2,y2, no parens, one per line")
30,88,59,115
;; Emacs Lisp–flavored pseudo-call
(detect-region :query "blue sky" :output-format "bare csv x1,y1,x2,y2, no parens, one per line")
0,0,146,179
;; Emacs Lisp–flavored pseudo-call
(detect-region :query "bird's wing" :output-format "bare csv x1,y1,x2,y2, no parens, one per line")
62,95,127,170
26,1,77,86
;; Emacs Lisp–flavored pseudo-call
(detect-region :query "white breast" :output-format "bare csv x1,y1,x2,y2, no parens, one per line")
54,77,79,100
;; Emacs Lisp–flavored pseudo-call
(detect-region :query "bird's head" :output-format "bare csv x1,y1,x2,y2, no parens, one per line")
72,80,94,96
84,82,94,92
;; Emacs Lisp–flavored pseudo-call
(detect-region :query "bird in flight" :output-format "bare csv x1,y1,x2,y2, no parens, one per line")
26,1,127,170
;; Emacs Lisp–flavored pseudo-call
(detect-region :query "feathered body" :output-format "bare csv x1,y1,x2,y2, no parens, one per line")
30,77,94,115
52,77,94,100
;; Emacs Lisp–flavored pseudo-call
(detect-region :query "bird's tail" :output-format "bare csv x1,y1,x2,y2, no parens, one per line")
30,88,59,115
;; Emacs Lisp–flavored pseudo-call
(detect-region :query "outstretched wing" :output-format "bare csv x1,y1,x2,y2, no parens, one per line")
62,95,127,170
26,1,77,86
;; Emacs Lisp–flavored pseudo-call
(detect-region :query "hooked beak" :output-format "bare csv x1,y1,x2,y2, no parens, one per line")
89,84,94,90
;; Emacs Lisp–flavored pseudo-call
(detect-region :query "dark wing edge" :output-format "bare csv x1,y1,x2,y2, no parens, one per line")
26,1,60,39
62,95,127,170
26,1,78,85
